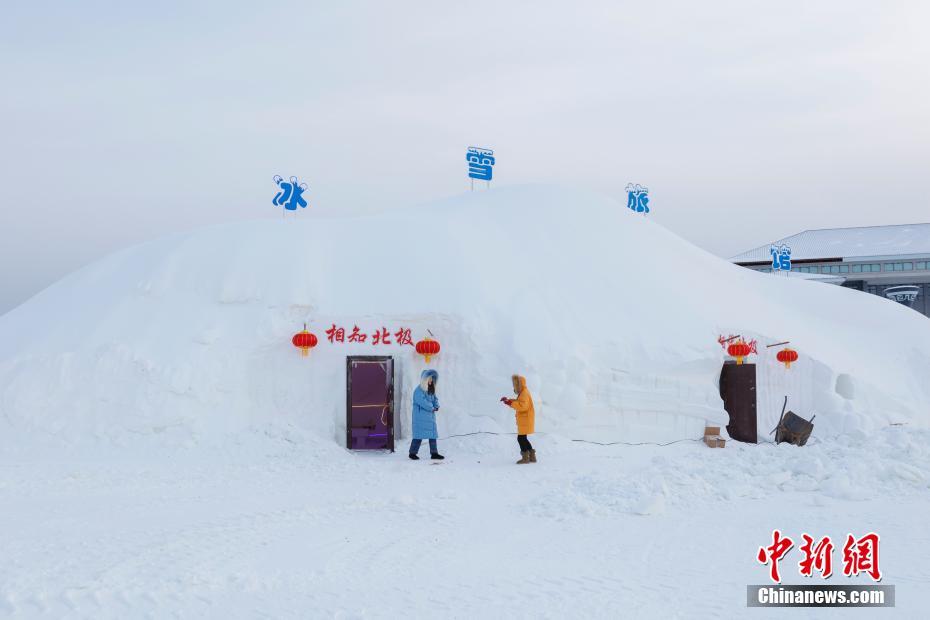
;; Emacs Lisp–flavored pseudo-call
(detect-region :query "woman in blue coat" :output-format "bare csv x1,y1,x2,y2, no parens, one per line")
409,369,444,460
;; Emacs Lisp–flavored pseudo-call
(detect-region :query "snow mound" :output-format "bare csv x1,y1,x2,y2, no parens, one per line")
1,185,929,449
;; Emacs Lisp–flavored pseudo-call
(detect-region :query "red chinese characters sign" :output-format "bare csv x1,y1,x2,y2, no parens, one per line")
324,324,416,347
799,534,834,579
842,533,881,581
757,530,882,583
757,530,794,583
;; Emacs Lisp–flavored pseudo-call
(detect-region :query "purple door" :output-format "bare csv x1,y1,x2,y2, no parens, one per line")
346,356,394,451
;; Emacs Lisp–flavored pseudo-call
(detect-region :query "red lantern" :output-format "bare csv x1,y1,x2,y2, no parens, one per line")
415,336,441,363
727,340,751,365
776,347,799,369
292,324,318,357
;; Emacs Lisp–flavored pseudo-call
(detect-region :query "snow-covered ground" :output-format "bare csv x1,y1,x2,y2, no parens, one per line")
2,427,928,619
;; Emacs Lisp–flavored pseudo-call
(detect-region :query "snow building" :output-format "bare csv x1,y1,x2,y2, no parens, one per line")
1,187,929,453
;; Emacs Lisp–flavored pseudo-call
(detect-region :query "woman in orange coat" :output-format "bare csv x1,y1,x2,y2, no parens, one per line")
500,374,536,464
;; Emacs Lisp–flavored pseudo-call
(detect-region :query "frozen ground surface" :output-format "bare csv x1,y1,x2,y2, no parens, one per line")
2,427,928,619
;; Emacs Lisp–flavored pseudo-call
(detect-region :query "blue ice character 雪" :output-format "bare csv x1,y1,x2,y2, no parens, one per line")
273,175,309,210
467,147,495,181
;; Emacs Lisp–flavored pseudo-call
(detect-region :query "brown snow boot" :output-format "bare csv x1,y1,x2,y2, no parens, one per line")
516,451,530,464
529,450,537,463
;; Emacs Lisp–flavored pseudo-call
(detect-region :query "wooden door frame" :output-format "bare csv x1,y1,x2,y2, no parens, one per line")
345,356,395,452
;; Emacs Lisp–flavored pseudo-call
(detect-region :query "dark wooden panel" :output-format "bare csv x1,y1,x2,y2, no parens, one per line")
720,361,757,444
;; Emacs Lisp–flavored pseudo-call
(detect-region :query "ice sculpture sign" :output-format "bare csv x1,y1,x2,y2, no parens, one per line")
626,183,650,214
273,175,309,211
770,245,792,272
467,147,495,186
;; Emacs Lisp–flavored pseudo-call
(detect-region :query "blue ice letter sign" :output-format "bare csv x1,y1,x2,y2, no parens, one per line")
273,175,309,211
770,245,791,271
467,147,495,181
626,183,649,214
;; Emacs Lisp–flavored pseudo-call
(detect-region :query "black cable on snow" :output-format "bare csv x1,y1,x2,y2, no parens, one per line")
438,430,780,447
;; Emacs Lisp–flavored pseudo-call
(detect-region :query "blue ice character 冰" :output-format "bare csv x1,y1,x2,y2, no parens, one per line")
273,175,292,206
273,175,309,210
625,183,649,213
467,147,495,181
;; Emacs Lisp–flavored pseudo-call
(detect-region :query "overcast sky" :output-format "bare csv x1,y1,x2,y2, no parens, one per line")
2,1,928,314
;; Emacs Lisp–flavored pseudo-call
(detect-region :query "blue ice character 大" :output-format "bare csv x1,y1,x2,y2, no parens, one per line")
625,183,649,213
273,175,309,210
467,147,495,181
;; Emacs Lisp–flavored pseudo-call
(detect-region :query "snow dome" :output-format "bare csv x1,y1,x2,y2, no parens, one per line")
1,185,929,448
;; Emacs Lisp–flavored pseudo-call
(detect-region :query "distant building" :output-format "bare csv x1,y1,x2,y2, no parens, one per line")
730,223,930,319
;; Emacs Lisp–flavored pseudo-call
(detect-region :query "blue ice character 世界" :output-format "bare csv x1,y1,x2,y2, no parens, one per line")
273,175,309,210
467,147,495,181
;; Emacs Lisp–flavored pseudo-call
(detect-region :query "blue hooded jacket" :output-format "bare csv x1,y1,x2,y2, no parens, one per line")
411,369,440,439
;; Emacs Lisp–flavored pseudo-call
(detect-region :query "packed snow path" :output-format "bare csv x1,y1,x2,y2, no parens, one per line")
2,429,928,619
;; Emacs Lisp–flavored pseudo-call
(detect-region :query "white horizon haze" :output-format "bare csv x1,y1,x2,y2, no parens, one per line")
1,0,928,315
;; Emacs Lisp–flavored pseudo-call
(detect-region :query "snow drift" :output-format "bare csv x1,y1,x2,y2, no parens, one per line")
1,185,929,448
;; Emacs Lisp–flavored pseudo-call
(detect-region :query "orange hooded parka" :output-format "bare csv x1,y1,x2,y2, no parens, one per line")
508,375,535,435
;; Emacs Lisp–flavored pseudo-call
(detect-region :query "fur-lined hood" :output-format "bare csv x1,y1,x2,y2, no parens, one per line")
420,369,438,391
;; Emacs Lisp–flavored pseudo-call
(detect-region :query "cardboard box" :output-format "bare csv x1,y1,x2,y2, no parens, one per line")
703,434,726,448
704,426,721,437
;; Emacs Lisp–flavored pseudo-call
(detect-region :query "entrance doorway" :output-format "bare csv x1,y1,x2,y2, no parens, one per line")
719,361,757,443
346,356,395,451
